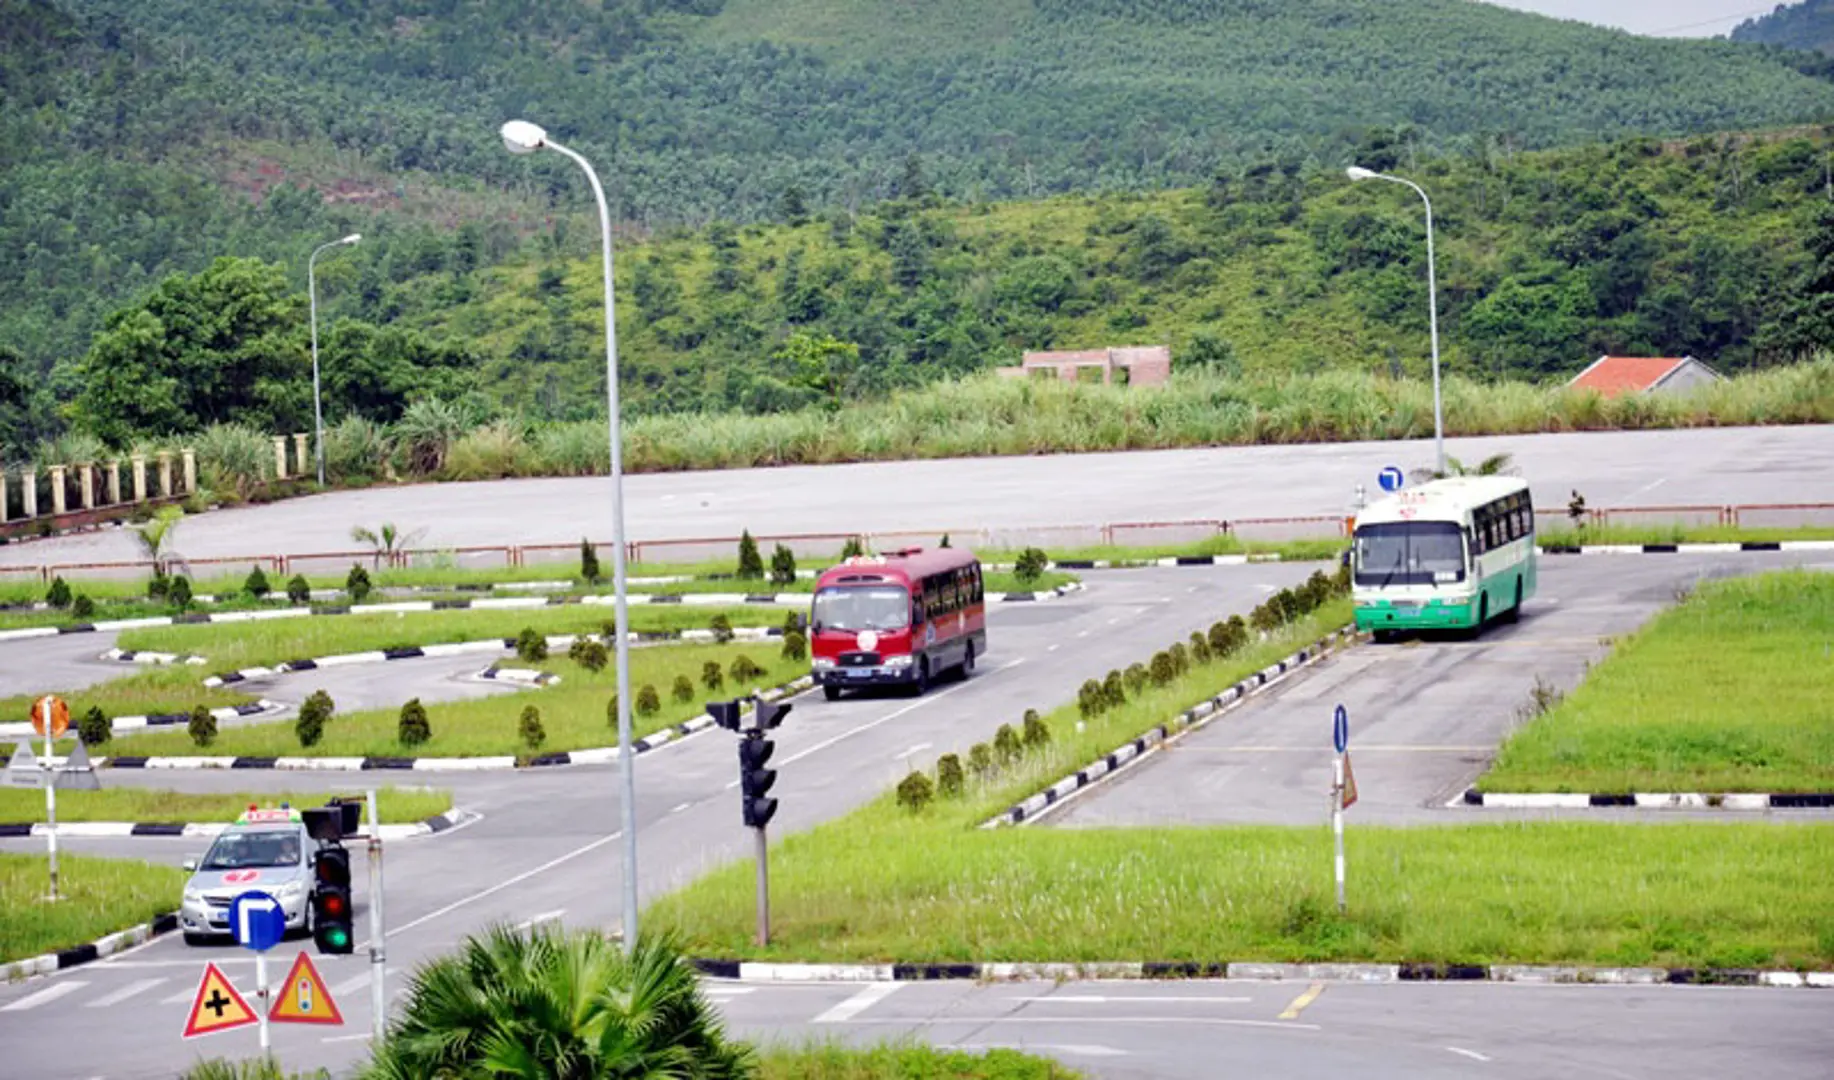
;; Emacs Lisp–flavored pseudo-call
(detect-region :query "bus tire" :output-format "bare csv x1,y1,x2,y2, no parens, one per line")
1372,629,1395,644
1476,595,1489,629
1504,580,1523,624
823,685,842,702
961,642,975,679
912,659,931,696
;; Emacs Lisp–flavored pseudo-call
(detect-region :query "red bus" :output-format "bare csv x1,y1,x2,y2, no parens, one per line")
809,547,987,700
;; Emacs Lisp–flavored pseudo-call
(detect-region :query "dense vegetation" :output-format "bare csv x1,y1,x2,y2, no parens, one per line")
1735,0,1834,55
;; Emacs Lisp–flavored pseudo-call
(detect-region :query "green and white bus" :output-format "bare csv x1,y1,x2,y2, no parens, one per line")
1351,476,1537,639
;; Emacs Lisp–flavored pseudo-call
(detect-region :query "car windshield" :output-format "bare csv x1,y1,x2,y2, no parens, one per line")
1354,521,1467,587
201,829,301,870
812,586,910,632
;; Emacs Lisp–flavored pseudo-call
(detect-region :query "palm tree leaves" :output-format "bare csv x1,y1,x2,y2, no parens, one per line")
363,926,752,1080
132,504,189,576
351,522,428,569
1409,451,1516,484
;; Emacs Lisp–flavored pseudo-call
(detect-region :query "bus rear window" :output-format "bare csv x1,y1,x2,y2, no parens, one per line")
1354,522,1466,587
812,586,911,632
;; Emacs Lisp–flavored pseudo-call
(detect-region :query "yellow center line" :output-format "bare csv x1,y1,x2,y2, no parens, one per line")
1277,982,1325,1021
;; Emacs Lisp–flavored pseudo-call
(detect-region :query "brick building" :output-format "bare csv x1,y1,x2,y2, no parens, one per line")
997,345,1172,386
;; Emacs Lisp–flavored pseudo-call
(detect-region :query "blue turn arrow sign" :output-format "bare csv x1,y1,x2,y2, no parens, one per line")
1377,466,1405,493
229,890,286,953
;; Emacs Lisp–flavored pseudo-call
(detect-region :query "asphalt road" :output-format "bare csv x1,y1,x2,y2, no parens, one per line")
1051,552,1834,827
4,424,1830,566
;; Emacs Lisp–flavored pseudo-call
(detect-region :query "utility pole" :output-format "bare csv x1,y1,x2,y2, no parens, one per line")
366,789,386,1044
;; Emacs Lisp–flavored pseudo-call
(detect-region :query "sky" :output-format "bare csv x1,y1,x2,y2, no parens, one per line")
1482,1,1791,37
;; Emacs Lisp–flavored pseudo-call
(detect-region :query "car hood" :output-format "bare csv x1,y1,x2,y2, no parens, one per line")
188,865,308,894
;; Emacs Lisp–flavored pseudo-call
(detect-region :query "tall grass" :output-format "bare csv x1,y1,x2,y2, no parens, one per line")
0,786,450,825
192,422,273,498
1,853,184,964
324,415,392,483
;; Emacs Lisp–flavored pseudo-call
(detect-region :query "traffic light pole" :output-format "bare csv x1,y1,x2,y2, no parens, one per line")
366,789,386,1044
754,823,770,947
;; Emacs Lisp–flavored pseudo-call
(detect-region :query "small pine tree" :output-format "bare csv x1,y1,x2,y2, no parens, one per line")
78,705,110,747
782,610,806,634
736,530,764,579
1077,679,1105,718
46,577,72,608
938,533,951,548
769,544,797,587
147,571,170,601
672,674,695,703
519,705,546,751
244,566,271,599
567,637,590,663
994,722,1023,765
968,742,995,778
895,770,935,813
1103,669,1127,708
1124,663,1149,696
730,655,763,682
515,627,548,663
606,693,620,727
169,575,193,611
1190,631,1212,664
701,660,725,691
286,574,311,604
710,614,734,644
1208,621,1232,656
1022,709,1051,748
345,564,372,604
780,629,808,661
840,535,866,559
188,705,217,748
398,698,431,746
577,639,608,673
635,684,661,716
296,690,334,748
936,753,965,797
1013,547,1048,586
580,537,602,584
1169,643,1190,676
1149,651,1176,687
71,594,95,619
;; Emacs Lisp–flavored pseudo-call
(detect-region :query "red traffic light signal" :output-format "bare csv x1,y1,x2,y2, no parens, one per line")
311,844,354,955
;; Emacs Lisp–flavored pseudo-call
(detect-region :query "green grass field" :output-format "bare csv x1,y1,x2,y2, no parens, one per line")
757,1042,1080,1080
0,853,185,964
1481,569,1834,793
0,668,253,731
106,642,807,759
0,786,451,825
1537,524,1834,547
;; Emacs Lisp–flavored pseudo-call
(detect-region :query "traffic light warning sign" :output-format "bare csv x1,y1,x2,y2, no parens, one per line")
269,951,345,1025
182,963,258,1039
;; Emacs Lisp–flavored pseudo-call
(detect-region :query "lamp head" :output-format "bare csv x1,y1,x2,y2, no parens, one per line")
340,233,361,246
501,120,548,155
1346,166,1379,182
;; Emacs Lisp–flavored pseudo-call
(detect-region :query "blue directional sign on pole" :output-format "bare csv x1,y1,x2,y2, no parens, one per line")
1377,466,1405,493
1332,704,1349,754
229,890,286,953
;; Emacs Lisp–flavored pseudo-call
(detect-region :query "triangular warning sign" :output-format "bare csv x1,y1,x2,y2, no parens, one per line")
269,951,345,1026
1342,752,1359,810
183,962,258,1039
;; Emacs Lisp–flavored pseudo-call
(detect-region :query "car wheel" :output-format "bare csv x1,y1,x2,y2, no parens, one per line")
183,931,208,947
823,685,842,702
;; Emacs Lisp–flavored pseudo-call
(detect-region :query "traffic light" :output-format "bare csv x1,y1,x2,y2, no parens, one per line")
754,699,791,731
311,844,354,955
738,734,778,829
707,699,743,732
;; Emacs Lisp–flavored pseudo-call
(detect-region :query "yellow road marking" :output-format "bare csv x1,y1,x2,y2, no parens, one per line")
1277,982,1325,1020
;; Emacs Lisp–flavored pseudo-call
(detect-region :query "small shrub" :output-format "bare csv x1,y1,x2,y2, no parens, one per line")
635,684,661,716
1190,631,1212,663
936,753,965,797
78,705,110,747
939,533,951,548
730,655,764,683
1226,615,1248,649
515,627,548,663
519,705,546,751
1102,669,1126,708
1207,621,1232,655
701,661,725,691
244,566,271,599
576,639,608,673
1022,709,1051,748
398,698,431,746
840,535,866,559
1169,643,1190,676
46,576,72,608
188,705,217,748
737,529,764,579
781,629,808,661
71,594,95,619
1013,547,1048,585
606,694,620,727
896,770,935,813
169,575,193,611
1149,651,1176,687
781,610,806,634
296,690,334,748
579,537,601,584
994,722,1023,765
148,571,170,601
286,574,311,604
968,742,995,778
769,543,797,587
1077,679,1105,718
1250,602,1280,634
672,674,695,703
710,614,734,644
345,564,372,604
566,637,590,663
1124,663,1149,695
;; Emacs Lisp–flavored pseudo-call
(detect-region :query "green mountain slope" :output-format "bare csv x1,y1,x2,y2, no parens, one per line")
1734,1,1834,55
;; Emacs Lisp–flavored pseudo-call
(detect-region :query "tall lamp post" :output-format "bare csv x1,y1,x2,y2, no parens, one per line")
1347,166,1444,477
500,119,639,953
308,233,361,486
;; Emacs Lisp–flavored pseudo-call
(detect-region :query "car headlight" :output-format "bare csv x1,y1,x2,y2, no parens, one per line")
882,654,912,669
278,879,306,898
183,888,204,903
811,657,834,669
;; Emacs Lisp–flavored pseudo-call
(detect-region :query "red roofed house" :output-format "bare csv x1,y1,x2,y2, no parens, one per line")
1566,355,1722,398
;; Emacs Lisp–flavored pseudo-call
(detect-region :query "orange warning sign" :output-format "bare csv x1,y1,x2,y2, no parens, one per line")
182,962,258,1039
1342,752,1359,810
31,695,68,739
269,951,345,1026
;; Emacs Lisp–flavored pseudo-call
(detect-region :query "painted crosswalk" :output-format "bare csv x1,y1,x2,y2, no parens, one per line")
0,981,88,1011
85,978,168,1008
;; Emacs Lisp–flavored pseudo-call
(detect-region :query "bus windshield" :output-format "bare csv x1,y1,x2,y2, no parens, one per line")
1355,522,1467,587
812,586,910,632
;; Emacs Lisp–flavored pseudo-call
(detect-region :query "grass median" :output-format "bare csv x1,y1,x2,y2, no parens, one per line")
0,853,185,964
1481,569,1834,793
0,668,253,729
105,642,807,759
0,786,451,824
758,1043,1080,1079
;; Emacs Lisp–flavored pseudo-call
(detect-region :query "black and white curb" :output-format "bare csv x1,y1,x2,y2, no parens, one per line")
1539,540,1834,555
476,666,561,687
93,676,817,772
994,582,1083,602
983,628,1361,828
684,957,1834,988
101,647,205,666
0,913,180,982
1460,791,1834,810
199,628,786,688
0,807,472,842
0,700,284,740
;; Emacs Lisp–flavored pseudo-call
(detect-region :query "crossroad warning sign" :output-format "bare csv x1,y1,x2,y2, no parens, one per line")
1342,752,1359,810
269,951,344,1025
182,962,258,1039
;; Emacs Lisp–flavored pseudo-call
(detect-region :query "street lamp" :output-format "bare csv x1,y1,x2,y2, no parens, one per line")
308,233,361,486
1347,166,1444,477
500,119,640,953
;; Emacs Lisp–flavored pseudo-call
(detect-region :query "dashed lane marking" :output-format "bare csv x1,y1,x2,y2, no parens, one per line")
812,982,903,1024
1447,1047,1492,1062
895,742,933,761
514,908,566,931
1278,982,1326,1020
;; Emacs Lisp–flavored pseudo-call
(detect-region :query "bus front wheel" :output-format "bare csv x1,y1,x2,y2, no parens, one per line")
911,659,931,696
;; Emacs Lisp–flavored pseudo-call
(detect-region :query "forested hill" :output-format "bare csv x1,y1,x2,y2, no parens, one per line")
1735,1,1834,55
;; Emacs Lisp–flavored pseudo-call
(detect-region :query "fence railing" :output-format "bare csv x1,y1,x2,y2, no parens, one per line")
4,501,1831,586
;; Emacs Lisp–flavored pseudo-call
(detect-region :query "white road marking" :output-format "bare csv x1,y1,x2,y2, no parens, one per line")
1,981,88,1011
846,1015,1318,1031
514,908,567,931
894,742,933,761
104,958,258,969
85,978,167,1008
1014,995,1250,1004
1075,630,1090,637
1447,1047,1492,1062
332,973,373,998
387,829,624,939
958,1043,1126,1057
1625,477,1668,499
322,1033,373,1044
812,982,903,1024
161,985,201,1005
1047,644,1059,652
1106,617,1122,625
671,802,692,814
703,986,755,997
